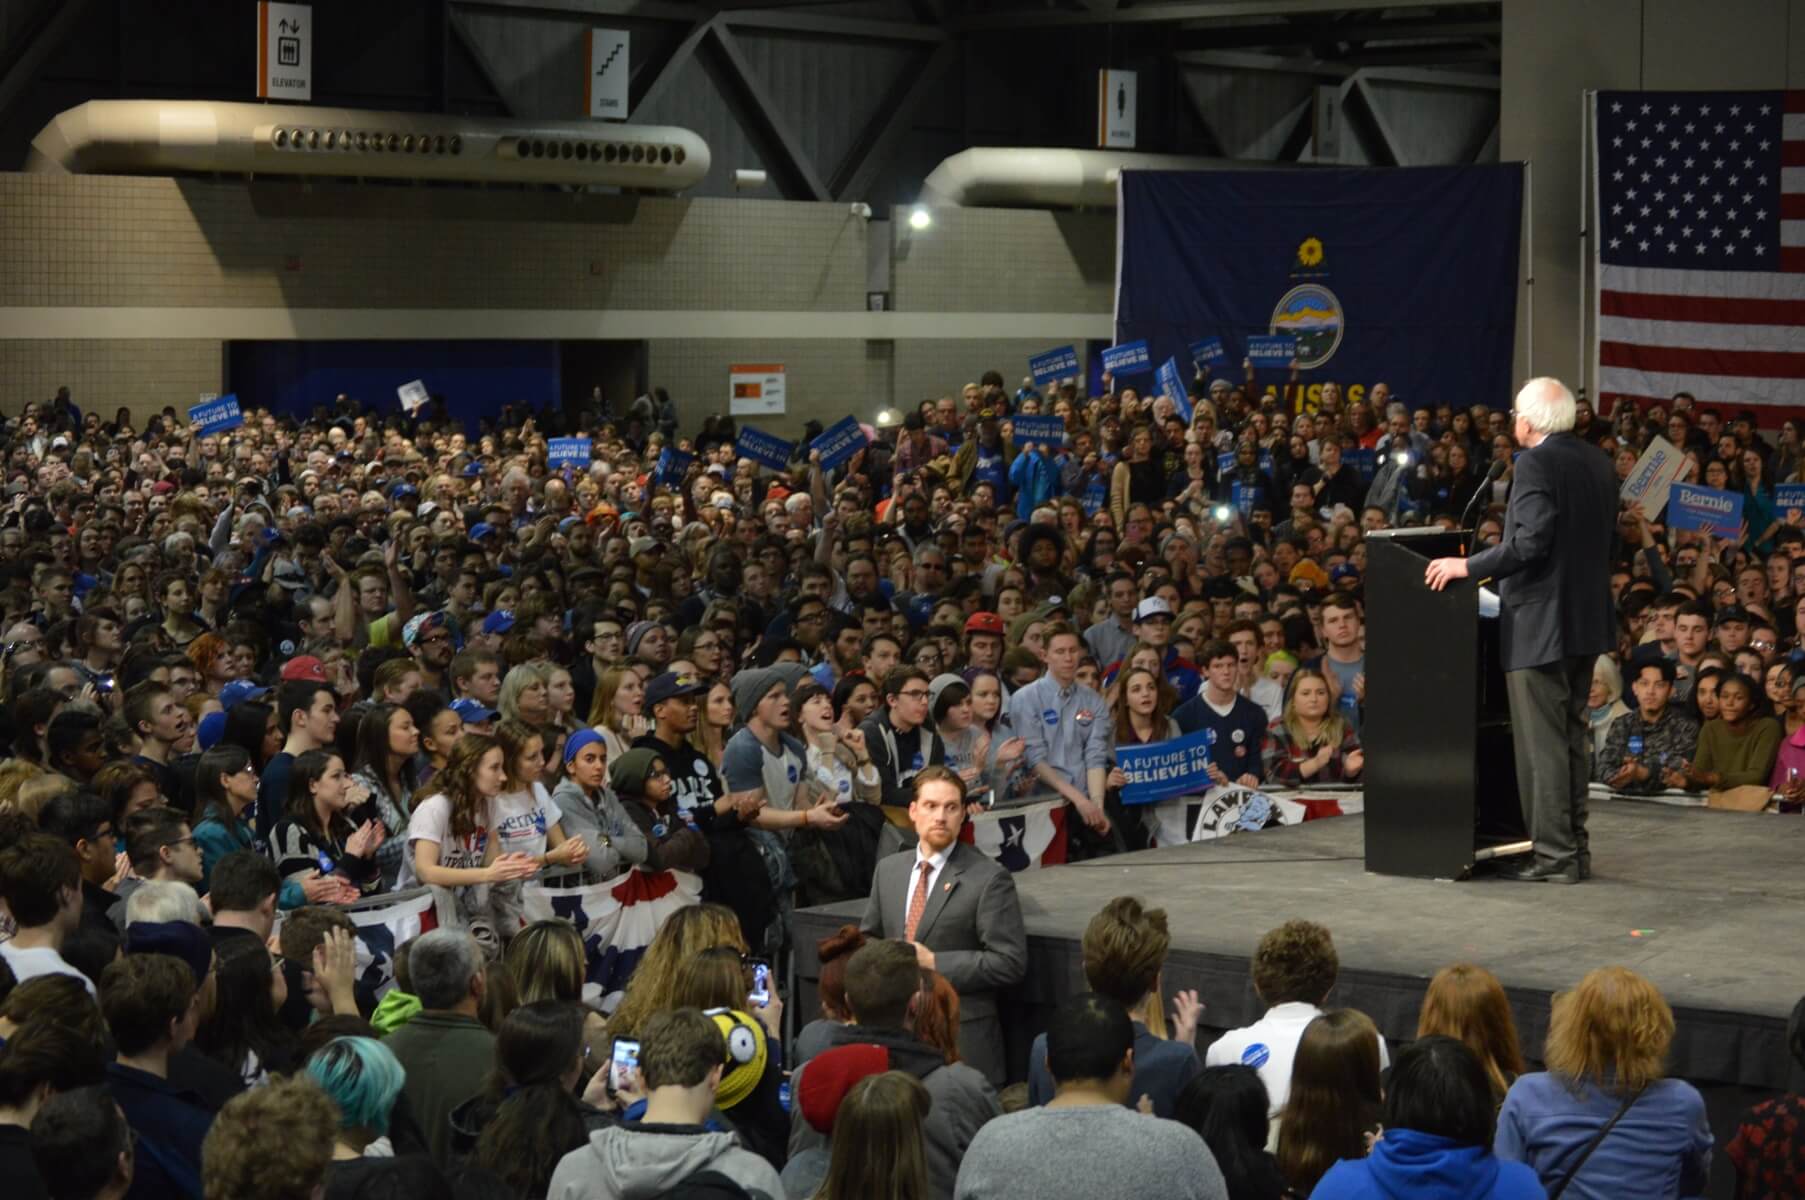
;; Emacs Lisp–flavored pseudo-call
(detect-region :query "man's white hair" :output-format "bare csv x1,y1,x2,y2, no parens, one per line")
125,880,205,927
1513,377,1577,436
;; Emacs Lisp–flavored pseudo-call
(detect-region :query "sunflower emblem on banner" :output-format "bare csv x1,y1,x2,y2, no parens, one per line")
1271,234,1343,369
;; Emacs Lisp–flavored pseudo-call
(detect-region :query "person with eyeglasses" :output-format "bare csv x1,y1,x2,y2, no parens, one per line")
607,747,709,875
105,806,204,932
857,668,945,818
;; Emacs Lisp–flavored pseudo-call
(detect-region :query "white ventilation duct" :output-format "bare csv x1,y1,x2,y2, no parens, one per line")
917,147,1251,209
27,100,711,192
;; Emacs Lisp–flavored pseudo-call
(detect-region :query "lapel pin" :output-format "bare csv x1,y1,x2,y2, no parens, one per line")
943,883,953,892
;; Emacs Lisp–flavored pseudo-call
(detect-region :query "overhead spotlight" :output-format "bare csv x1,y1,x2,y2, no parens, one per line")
908,206,932,231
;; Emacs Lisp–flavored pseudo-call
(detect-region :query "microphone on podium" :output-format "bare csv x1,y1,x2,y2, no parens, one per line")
1459,459,1508,550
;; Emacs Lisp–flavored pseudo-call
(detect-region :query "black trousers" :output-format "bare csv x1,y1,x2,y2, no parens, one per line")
1504,655,1594,869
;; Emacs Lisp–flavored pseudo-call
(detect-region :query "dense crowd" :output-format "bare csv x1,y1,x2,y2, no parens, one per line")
0,367,1795,1198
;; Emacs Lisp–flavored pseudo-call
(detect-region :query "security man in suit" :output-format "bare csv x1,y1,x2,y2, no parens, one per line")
1425,377,1618,883
861,765,1027,1084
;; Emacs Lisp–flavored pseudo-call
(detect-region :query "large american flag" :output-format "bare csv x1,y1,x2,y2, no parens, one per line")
1595,91,1805,411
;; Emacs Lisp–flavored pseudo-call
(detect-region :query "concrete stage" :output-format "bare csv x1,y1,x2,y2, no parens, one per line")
793,800,1805,1195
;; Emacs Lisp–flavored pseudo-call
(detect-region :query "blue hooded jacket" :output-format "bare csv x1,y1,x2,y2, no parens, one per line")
1311,1129,1546,1200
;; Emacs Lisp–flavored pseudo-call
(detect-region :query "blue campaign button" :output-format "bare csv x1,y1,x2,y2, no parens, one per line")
787,764,798,783
910,752,924,770
1206,728,1219,745
1241,1043,1270,1069
1043,708,1059,726
1628,736,1645,755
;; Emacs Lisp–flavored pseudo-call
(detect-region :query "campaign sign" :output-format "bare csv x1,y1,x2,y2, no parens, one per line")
1620,435,1685,521
189,394,243,437
1189,337,1227,373
735,426,796,472
1667,483,1744,538
655,446,694,488
1778,484,1805,524
810,415,869,471
1246,335,1298,367
1011,414,1068,447
1217,450,1275,476
1155,356,1192,421
1344,448,1378,482
1100,339,1152,376
1118,729,1217,806
547,437,592,469
1028,345,1080,386
397,379,430,414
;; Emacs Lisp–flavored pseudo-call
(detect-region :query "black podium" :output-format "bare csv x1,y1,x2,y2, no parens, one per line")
1362,528,1525,879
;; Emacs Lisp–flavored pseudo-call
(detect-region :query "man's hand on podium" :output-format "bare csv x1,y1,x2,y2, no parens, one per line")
1424,556,1469,591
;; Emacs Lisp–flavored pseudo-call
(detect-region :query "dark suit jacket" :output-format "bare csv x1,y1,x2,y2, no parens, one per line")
861,840,1027,1083
1466,431,1618,671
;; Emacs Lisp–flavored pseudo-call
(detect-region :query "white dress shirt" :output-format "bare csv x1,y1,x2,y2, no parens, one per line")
901,843,952,933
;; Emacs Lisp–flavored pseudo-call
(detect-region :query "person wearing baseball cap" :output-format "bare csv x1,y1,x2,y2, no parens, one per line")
280,656,330,684
964,611,1007,672
634,670,779,951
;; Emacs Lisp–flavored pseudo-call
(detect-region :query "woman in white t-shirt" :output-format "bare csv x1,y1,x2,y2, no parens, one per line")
399,733,541,926
487,720,590,936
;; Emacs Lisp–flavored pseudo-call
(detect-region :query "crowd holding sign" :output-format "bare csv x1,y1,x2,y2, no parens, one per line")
1011,414,1068,447
1621,435,1686,521
1116,728,1219,806
397,379,431,414
188,393,244,436
1188,337,1227,374
735,425,796,471
655,445,694,488
547,437,592,469
1246,335,1298,367
1155,356,1191,421
1100,340,1152,376
810,415,869,471
1028,345,1080,385
1667,482,1744,537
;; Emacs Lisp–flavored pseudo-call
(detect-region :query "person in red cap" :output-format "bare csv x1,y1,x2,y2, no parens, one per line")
963,611,1006,673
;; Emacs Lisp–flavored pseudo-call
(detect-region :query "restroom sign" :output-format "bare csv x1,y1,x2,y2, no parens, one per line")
257,2,312,101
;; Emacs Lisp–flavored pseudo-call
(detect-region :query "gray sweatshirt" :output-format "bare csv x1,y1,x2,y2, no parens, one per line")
549,777,650,884
953,1104,1228,1200
548,1124,782,1200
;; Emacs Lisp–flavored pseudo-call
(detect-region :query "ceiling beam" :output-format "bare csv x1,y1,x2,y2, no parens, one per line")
1174,48,1498,90
446,6,524,115
716,8,945,42
951,0,1497,33
457,0,703,25
833,40,957,200
0,0,97,128
707,22,831,200
634,16,718,114
1172,13,1498,46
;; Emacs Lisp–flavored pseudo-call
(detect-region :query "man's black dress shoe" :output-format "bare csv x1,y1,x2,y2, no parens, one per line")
1505,860,1579,884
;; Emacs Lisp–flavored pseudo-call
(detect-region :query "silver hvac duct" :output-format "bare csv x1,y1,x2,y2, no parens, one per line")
916,147,1248,209
27,100,711,192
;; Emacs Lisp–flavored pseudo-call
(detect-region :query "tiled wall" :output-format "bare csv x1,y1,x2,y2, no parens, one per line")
0,173,1112,429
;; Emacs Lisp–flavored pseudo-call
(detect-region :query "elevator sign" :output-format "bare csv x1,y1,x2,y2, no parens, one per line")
257,2,312,101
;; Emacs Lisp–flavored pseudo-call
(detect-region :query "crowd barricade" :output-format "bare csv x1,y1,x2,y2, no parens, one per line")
1586,782,1707,808
521,866,703,1012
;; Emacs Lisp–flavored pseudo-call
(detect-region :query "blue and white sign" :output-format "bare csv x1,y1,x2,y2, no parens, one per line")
1188,337,1227,373
189,394,244,437
1118,729,1217,806
1777,484,1805,523
1155,356,1191,422
547,437,592,468
735,427,796,472
1100,339,1152,376
810,415,869,471
1667,482,1744,538
655,446,694,489
1011,414,1068,447
1246,335,1298,367
1028,345,1080,386
1217,450,1275,477
1344,448,1378,482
